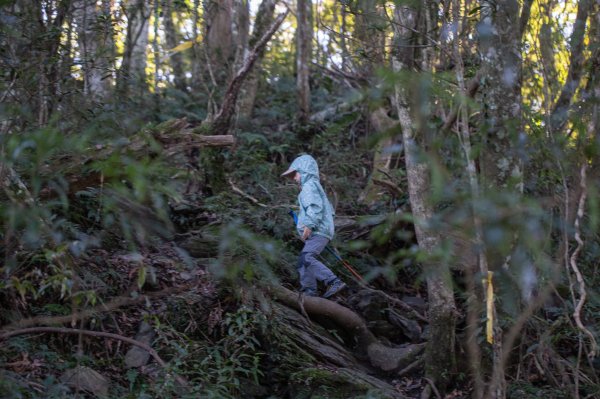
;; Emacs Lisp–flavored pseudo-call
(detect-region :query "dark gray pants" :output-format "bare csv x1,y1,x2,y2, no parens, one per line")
297,235,337,295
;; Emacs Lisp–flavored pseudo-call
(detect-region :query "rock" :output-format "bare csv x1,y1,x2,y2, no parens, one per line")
124,321,156,368
347,289,388,321
367,342,425,372
60,366,109,397
388,309,422,342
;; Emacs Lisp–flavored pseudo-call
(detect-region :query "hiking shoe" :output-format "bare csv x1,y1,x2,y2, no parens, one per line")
323,279,346,298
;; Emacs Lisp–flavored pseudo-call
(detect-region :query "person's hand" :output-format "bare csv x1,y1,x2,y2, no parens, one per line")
301,227,312,241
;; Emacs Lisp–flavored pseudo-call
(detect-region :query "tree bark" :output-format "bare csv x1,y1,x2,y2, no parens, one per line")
238,0,276,119
208,11,289,135
231,0,250,72
351,0,386,76
392,5,457,392
478,1,523,397
358,108,401,204
164,0,187,92
549,0,591,134
296,0,313,123
73,0,114,100
393,77,456,390
205,0,234,87
478,0,523,192
118,0,151,95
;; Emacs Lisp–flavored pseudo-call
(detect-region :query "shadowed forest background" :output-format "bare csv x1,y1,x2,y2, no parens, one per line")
1,0,599,398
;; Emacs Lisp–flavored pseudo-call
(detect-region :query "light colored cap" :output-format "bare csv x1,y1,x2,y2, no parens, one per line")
281,168,296,178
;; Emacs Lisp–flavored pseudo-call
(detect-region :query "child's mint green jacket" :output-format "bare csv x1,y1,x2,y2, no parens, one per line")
287,155,335,240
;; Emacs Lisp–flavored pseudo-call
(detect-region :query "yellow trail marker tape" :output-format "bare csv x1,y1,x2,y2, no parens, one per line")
486,271,494,344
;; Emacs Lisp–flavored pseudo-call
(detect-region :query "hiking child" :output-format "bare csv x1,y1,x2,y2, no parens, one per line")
281,154,346,298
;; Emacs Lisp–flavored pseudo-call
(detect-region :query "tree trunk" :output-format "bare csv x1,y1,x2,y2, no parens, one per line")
296,0,312,123
118,0,151,95
231,0,250,72
358,108,401,204
164,0,187,92
238,0,276,119
548,0,591,134
191,0,203,94
478,0,522,192
392,74,456,391
205,0,234,87
355,0,398,204
352,0,386,76
478,1,523,397
392,5,456,393
73,0,114,100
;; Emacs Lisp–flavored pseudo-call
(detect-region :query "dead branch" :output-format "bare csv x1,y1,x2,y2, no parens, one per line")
309,101,354,123
2,282,200,331
441,70,482,131
209,10,289,134
364,287,428,323
228,178,267,207
372,178,403,197
0,326,188,387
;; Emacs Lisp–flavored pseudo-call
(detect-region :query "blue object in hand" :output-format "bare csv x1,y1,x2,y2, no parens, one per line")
288,209,298,225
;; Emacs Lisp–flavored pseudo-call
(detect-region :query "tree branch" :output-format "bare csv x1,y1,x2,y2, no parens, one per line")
549,0,590,134
2,282,199,331
441,70,482,131
519,0,535,40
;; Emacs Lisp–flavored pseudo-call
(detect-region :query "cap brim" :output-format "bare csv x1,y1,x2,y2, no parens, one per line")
281,169,296,178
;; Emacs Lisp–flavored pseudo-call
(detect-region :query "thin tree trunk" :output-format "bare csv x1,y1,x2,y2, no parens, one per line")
358,108,400,204
340,3,349,71
549,0,591,134
191,0,202,93
238,0,276,119
232,0,250,72
296,0,312,123
118,0,151,95
478,0,523,397
392,69,456,390
357,0,401,203
392,5,456,392
478,0,522,192
164,0,187,92
73,0,113,100
352,0,386,76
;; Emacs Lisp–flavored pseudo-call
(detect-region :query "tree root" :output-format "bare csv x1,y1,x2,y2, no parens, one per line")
271,285,425,372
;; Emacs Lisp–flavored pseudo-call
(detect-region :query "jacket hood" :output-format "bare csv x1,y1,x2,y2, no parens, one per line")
288,155,320,184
